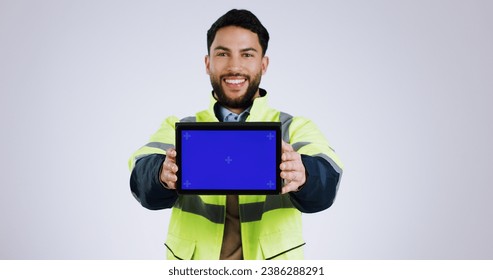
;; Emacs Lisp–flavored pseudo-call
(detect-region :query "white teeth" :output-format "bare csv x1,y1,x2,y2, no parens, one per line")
225,79,245,84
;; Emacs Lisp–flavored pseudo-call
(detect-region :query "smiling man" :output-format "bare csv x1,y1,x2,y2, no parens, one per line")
129,9,343,260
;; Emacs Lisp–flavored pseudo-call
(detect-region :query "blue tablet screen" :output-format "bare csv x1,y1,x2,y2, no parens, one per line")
179,129,278,192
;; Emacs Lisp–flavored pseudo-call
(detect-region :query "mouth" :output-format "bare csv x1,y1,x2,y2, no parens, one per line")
223,76,248,89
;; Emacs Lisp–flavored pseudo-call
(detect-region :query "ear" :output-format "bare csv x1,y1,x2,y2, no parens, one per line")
261,56,269,75
205,55,211,75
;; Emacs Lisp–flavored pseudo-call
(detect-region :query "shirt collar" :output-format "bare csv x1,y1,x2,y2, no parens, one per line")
215,104,251,122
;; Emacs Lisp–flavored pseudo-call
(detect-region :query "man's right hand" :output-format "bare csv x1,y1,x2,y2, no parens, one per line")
160,148,178,189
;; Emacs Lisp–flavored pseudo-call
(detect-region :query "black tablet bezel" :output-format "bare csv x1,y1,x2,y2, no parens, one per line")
175,122,282,195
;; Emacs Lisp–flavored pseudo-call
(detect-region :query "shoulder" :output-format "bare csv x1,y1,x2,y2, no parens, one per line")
158,116,181,129
284,114,327,143
281,113,318,131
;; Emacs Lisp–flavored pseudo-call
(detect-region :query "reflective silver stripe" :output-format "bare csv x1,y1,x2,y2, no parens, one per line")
313,153,343,175
279,112,293,143
173,195,294,224
313,153,343,195
142,116,194,152
240,195,295,223
180,116,196,122
145,142,175,151
135,154,152,161
174,195,225,224
291,141,311,152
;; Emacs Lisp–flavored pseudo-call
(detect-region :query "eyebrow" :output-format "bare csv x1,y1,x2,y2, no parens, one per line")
214,46,259,53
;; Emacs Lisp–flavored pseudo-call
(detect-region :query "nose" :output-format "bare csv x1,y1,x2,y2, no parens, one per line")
226,54,243,73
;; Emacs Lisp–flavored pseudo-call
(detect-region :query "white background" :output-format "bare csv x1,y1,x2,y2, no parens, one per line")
1,0,492,259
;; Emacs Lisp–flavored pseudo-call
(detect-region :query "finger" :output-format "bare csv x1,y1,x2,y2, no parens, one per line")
166,180,177,189
164,171,178,182
160,171,177,190
282,150,301,162
280,160,303,172
282,181,300,194
160,160,178,187
164,161,178,173
162,160,177,174
167,173,178,183
280,161,291,171
280,170,302,182
166,172,178,189
166,148,177,160
282,141,294,153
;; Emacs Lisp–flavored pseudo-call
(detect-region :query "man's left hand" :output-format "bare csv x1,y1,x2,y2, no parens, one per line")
280,141,306,194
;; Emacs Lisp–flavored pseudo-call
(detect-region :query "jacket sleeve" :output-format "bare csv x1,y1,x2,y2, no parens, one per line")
128,116,180,210
289,155,341,213
130,154,178,210
285,116,344,213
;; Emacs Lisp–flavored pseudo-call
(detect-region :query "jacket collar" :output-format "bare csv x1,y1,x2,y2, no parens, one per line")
208,88,270,121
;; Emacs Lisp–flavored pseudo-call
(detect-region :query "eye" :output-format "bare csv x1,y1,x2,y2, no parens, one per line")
243,53,254,58
216,52,228,57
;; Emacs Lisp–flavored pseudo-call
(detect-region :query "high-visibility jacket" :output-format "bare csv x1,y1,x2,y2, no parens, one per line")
129,92,343,260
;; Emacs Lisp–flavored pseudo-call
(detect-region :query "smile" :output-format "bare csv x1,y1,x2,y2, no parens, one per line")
224,78,247,85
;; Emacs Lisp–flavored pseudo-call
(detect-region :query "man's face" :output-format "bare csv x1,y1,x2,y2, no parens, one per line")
205,26,269,112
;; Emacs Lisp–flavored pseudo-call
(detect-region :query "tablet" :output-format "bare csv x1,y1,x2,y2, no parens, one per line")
175,122,282,194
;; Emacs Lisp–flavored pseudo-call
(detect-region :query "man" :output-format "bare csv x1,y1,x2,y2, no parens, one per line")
129,9,343,260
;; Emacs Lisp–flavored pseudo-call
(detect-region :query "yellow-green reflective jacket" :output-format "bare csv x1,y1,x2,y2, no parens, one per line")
129,93,343,260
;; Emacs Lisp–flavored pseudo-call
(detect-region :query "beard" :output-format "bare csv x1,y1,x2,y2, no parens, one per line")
210,71,262,110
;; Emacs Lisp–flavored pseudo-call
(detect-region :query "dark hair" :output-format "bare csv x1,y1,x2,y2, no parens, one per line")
207,9,270,56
